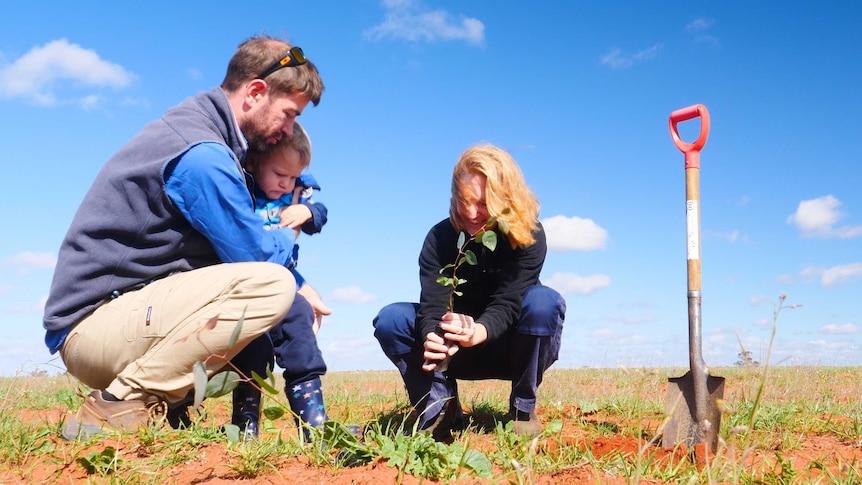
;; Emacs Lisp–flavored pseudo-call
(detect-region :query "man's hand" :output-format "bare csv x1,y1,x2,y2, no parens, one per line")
279,204,313,230
297,283,331,334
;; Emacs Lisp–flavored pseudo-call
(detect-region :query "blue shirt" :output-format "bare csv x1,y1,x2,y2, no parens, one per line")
165,142,297,265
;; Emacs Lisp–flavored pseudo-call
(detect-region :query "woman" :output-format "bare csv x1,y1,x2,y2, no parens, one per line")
373,144,566,439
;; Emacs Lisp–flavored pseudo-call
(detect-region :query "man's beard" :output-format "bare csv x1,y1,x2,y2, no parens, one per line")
242,107,276,152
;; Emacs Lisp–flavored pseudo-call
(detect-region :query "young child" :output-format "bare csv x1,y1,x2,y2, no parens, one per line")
232,122,338,441
246,122,331,331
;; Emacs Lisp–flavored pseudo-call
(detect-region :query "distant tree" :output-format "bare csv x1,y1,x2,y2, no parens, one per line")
735,350,760,367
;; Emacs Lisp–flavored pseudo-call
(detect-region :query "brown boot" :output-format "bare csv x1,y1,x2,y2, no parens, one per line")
511,409,542,437
422,395,465,441
61,390,164,441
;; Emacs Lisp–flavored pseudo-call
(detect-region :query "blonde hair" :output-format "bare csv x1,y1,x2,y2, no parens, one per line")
244,121,312,172
221,35,324,106
449,145,540,248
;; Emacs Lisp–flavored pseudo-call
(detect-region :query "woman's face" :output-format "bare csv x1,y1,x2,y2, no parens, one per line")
457,172,490,235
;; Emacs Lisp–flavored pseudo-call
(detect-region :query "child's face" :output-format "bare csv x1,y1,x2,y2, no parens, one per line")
253,149,304,200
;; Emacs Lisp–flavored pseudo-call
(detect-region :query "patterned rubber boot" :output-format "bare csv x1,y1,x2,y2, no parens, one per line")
287,377,329,442
231,381,261,441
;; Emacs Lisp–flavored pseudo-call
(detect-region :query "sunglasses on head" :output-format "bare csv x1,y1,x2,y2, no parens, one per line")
257,46,307,80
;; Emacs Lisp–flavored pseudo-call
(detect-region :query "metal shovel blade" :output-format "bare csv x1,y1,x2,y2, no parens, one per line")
663,370,725,451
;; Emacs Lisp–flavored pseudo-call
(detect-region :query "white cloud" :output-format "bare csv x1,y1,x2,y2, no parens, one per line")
8,296,48,314
820,263,862,287
707,229,740,243
544,272,610,296
3,251,56,269
120,96,150,108
752,318,771,328
686,18,714,31
600,44,663,69
327,286,377,304
820,323,859,335
796,263,862,288
749,295,773,305
601,315,655,325
0,38,134,106
365,0,484,46
591,328,615,339
787,195,862,239
542,215,608,251
617,335,647,346
78,94,104,110
685,18,720,47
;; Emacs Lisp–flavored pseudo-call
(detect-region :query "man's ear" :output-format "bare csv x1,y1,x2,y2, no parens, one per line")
244,79,268,106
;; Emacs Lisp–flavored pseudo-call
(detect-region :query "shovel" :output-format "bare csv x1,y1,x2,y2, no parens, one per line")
662,104,725,453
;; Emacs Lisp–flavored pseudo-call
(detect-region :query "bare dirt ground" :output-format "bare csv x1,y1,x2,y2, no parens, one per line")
3,370,862,484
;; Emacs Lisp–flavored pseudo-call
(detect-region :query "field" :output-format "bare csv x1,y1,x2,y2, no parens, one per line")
1,366,860,484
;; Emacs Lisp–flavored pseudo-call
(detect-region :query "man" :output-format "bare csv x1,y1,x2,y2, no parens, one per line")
43,35,324,440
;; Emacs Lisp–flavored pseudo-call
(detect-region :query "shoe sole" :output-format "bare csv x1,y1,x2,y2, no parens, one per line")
61,415,106,441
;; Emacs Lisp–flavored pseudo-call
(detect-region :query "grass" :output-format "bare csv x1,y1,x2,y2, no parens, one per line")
1,366,860,484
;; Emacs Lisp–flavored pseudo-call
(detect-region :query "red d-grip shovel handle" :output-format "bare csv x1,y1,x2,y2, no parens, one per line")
669,104,710,169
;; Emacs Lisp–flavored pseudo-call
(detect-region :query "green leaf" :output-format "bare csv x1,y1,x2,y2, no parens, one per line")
263,406,285,420
223,423,240,443
192,361,208,410
264,366,277,389
228,306,246,349
439,263,454,273
480,231,497,251
252,370,279,395
75,446,119,475
205,370,240,398
436,276,453,287
456,231,466,248
484,215,497,228
454,290,463,297
462,449,493,478
463,250,477,265
497,219,510,235
547,420,564,433
456,278,467,286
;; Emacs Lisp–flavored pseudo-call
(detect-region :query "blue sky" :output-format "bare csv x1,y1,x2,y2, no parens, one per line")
1,1,860,377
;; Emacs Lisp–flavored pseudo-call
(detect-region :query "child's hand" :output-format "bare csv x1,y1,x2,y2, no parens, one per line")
279,204,313,230
297,283,332,335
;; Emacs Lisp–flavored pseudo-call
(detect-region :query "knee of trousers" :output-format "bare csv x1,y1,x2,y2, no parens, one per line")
518,286,567,336
373,302,417,356
241,262,297,320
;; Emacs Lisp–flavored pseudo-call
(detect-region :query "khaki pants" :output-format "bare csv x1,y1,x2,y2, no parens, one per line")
60,262,295,404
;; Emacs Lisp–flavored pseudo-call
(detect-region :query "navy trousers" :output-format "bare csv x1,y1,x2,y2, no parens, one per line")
268,293,327,387
373,285,565,427
233,293,326,388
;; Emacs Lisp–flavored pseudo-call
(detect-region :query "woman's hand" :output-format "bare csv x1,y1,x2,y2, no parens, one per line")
421,312,488,372
421,330,459,372
439,312,487,347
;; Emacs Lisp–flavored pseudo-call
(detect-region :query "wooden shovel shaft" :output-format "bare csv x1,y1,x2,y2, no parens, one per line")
686,167,701,292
